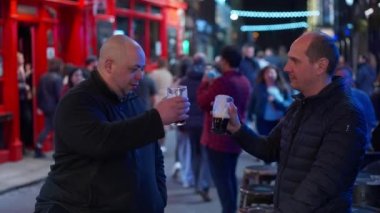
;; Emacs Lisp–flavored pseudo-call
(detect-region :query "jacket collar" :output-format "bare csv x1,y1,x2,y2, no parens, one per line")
91,71,137,103
222,70,241,77
293,76,345,102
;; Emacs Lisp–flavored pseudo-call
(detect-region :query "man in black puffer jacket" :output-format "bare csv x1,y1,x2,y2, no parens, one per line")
227,32,367,213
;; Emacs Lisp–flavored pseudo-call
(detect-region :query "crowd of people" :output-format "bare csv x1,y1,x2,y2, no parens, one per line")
15,31,379,212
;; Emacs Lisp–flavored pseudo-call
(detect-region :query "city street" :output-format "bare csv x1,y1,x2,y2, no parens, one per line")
0,129,258,213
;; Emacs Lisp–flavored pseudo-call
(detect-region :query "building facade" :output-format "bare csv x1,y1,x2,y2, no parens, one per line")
0,0,186,163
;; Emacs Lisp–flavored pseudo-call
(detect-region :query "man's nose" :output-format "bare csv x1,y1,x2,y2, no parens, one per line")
283,63,291,73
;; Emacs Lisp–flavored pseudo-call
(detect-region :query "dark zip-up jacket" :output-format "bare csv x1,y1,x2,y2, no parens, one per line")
232,77,366,213
36,71,166,213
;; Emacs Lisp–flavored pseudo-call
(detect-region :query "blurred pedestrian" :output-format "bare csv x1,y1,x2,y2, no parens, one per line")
335,65,377,151
197,46,251,213
180,53,212,201
82,55,98,79
356,54,376,96
248,65,292,136
35,58,63,158
60,66,85,97
149,57,174,153
239,43,260,88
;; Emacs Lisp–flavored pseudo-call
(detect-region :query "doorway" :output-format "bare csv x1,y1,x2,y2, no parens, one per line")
17,23,34,150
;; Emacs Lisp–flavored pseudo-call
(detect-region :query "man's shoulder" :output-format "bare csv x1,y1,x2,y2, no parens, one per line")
61,81,98,104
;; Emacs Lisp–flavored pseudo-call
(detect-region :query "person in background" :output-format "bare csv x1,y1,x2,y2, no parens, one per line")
171,56,193,182
35,58,63,158
17,52,33,152
34,35,190,213
150,57,174,103
239,43,260,88
335,65,377,151
226,32,366,212
197,46,251,213
134,74,157,110
356,54,376,96
60,66,85,97
82,55,98,79
248,65,292,135
180,52,212,201
149,57,174,153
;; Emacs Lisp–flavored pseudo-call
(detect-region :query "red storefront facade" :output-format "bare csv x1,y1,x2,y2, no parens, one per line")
0,0,186,163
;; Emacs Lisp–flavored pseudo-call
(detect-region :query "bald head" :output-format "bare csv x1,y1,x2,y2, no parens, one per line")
300,32,339,76
98,35,144,73
97,35,146,97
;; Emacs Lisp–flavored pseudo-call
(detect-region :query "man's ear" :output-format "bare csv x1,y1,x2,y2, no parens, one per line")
104,59,113,73
316,58,329,75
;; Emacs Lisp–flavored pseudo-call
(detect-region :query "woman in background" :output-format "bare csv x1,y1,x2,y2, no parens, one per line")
248,65,292,135
60,66,85,97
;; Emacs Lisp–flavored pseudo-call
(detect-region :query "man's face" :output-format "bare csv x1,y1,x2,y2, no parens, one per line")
244,47,254,58
111,45,146,96
283,35,318,93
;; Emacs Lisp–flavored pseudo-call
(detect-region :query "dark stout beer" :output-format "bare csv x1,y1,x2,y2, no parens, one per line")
212,117,229,134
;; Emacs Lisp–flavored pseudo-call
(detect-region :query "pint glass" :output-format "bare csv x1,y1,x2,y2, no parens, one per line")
212,94,233,134
167,86,188,126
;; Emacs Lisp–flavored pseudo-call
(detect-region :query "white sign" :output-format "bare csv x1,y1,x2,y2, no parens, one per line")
47,47,55,59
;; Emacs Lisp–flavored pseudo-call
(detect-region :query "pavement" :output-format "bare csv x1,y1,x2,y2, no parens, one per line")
0,151,52,195
0,129,262,212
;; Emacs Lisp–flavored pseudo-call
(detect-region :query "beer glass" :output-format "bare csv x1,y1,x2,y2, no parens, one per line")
167,86,188,126
212,94,233,134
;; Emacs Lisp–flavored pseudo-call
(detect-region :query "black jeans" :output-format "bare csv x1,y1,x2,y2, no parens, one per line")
207,147,239,213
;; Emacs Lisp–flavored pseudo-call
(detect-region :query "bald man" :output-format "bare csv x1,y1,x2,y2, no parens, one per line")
227,32,366,212
35,35,190,213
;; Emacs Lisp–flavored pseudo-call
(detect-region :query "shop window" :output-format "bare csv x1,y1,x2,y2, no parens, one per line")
167,28,177,66
17,5,38,16
96,20,113,51
94,0,107,14
150,21,160,61
151,6,161,15
135,3,146,12
116,17,129,35
116,0,130,9
133,19,145,48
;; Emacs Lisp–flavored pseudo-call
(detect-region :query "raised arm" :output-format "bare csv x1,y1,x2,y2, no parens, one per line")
55,93,165,159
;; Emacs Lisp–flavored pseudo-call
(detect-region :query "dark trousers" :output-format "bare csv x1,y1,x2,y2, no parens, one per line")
36,113,54,149
189,126,211,191
207,147,239,213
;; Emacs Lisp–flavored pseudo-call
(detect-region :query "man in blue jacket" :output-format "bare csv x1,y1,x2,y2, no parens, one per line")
226,32,366,212
34,35,190,213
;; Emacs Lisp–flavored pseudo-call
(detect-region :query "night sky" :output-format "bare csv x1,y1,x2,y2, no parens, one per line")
238,0,307,52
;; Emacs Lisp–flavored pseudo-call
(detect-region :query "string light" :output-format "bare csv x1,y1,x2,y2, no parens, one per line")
241,22,309,32
230,10,320,19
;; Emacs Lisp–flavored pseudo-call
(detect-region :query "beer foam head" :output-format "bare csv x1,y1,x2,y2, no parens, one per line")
212,94,233,118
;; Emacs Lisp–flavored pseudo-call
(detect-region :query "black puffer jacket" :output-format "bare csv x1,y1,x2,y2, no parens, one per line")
233,77,366,213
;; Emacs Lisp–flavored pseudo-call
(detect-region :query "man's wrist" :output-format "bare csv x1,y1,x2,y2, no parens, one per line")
229,124,242,134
